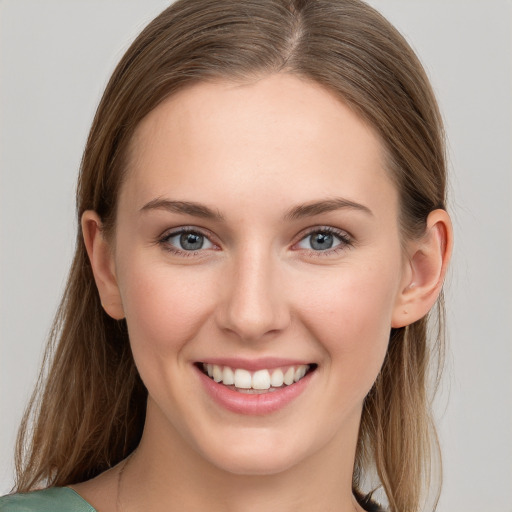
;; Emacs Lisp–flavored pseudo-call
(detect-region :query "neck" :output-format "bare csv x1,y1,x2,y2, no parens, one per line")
119,401,364,512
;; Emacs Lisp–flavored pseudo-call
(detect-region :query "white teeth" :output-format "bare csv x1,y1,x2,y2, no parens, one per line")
270,369,284,387
252,370,271,390
234,368,252,389
212,365,222,382
202,363,311,390
222,366,234,385
294,365,307,382
283,367,295,385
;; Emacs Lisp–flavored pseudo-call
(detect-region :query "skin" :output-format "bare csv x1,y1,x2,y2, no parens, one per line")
78,74,452,512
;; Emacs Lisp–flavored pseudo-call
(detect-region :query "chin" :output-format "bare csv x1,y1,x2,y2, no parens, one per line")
188,424,322,477
205,444,306,477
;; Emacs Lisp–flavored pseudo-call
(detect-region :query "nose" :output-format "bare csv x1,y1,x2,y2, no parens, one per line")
215,248,291,342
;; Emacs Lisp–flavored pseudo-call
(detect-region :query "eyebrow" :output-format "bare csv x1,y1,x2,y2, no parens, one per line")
283,197,373,220
140,198,225,221
140,196,372,221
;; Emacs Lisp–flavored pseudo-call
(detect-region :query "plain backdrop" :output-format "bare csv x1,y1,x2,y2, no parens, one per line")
1,1,511,510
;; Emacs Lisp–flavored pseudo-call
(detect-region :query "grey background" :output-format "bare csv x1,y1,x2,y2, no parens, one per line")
1,1,511,510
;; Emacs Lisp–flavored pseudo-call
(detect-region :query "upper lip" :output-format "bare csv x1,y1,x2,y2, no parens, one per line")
196,357,314,372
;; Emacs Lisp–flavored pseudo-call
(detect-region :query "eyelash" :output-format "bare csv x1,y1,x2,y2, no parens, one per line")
296,226,353,255
156,226,353,257
157,227,218,258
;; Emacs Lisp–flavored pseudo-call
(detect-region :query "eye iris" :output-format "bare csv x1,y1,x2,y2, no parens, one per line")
310,232,333,250
180,232,203,250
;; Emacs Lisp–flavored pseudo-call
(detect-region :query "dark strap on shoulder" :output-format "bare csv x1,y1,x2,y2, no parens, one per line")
354,489,387,512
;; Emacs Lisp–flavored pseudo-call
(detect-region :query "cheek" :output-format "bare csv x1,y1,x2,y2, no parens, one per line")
117,259,217,360
297,260,400,392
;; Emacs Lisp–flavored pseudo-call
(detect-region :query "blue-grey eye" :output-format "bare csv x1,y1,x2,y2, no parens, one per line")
297,230,345,251
167,231,214,251
311,232,333,250
180,232,203,250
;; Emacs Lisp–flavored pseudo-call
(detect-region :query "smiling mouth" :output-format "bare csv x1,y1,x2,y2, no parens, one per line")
198,363,317,394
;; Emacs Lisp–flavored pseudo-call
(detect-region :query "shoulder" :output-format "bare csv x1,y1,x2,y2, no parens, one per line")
0,487,97,512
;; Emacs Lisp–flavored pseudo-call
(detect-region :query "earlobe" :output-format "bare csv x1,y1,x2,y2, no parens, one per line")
81,211,125,320
392,209,453,328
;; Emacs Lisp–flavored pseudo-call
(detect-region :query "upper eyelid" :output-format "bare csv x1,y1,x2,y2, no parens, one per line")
160,225,217,241
294,225,352,242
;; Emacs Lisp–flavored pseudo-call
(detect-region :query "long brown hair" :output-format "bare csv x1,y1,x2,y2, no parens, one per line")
15,1,447,510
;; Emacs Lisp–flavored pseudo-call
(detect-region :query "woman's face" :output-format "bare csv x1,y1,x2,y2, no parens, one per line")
110,74,410,475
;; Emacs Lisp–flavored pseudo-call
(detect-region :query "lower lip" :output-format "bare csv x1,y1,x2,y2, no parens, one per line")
195,366,314,415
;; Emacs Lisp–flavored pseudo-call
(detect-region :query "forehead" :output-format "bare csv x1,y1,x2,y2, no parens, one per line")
121,73,397,217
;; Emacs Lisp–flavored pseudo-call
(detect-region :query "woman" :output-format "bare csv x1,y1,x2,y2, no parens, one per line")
1,0,452,511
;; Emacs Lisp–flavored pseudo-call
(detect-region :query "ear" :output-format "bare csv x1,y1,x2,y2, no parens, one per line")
392,209,453,328
81,210,125,320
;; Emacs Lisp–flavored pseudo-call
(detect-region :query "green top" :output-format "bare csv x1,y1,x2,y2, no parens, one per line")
0,487,96,512
1,486,386,511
